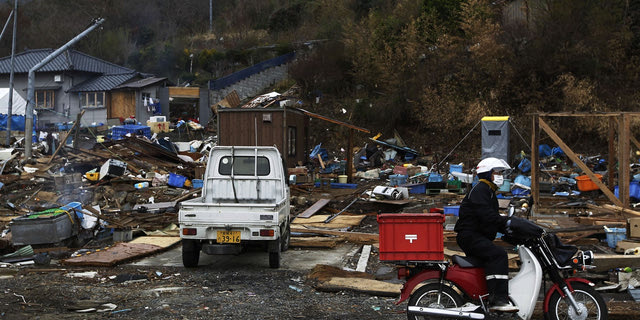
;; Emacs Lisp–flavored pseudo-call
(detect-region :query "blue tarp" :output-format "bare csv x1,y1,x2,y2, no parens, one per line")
0,114,30,131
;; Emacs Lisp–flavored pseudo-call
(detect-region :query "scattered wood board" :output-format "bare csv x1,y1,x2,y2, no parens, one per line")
297,198,330,218
130,236,181,248
291,226,378,244
356,245,372,272
292,215,365,229
308,264,375,282
61,242,164,267
290,236,344,248
592,254,640,272
315,277,402,297
61,236,180,267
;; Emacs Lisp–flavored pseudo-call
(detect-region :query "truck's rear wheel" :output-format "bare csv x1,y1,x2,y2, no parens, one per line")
182,239,201,268
281,224,291,252
269,239,281,268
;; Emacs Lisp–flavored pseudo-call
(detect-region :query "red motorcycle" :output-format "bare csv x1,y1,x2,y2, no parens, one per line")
379,210,607,319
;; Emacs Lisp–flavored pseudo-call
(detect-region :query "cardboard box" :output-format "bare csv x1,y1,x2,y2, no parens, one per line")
629,218,640,238
147,121,170,133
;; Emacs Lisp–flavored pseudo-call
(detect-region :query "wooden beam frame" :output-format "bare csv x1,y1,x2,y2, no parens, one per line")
538,118,623,206
532,113,640,209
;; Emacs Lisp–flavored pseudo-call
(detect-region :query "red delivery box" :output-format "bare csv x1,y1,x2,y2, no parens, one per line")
377,213,445,261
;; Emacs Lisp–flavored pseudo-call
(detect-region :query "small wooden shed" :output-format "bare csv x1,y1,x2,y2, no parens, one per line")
217,107,309,167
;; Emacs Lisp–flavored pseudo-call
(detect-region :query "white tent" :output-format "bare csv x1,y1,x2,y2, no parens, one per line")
0,88,27,115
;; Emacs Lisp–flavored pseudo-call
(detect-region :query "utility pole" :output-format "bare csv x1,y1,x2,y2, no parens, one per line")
209,0,213,33
24,18,105,159
6,0,17,147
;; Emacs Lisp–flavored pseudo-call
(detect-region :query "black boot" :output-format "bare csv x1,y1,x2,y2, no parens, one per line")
487,279,519,313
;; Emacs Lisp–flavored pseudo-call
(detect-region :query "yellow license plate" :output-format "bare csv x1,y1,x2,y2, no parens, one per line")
217,231,241,243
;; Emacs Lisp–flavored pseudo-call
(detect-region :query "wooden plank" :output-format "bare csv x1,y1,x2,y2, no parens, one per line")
292,215,365,229
619,114,631,207
129,236,181,248
61,242,164,267
291,226,378,244
356,245,372,272
168,86,200,98
47,110,85,164
592,254,640,272
539,118,623,207
290,236,344,248
315,277,402,297
297,198,330,218
532,116,540,209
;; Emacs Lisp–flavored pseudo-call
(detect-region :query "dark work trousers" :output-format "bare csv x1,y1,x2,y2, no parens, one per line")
457,232,509,302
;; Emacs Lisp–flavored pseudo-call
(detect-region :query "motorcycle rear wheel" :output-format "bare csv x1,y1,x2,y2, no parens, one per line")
407,283,465,320
545,282,608,320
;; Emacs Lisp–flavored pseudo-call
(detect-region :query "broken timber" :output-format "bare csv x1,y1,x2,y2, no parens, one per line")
297,198,330,218
291,226,378,244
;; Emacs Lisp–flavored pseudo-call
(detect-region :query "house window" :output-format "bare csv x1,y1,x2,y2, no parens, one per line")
35,90,55,109
80,92,105,108
287,126,296,157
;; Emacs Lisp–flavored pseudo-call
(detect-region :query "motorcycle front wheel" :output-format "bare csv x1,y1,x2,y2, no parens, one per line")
546,282,608,320
407,283,465,320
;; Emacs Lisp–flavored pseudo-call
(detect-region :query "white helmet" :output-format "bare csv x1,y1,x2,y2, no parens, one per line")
476,157,510,174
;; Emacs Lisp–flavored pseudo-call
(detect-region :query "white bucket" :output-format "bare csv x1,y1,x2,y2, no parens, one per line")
338,175,348,183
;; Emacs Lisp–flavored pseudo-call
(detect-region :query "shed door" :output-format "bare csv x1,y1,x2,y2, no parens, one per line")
109,91,136,119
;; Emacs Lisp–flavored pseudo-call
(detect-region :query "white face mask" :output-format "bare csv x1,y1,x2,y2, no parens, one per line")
492,174,504,187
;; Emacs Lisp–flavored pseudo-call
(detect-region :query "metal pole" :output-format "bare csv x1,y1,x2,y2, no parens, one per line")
0,10,13,42
6,0,17,147
209,0,213,33
24,18,104,159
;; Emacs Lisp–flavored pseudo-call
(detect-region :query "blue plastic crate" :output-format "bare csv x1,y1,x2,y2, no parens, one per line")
192,179,203,189
402,182,426,194
605,227,626,248
444,205,460,216
449,164,463,174
111,125,152,140
168,173,187,188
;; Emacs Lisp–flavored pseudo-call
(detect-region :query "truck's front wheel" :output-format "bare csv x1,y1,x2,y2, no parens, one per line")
182,239,201,268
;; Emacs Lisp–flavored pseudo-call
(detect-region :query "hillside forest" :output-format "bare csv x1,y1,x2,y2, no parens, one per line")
1,0,640,160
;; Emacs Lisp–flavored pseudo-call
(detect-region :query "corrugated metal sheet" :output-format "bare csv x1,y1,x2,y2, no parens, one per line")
68,73,137,92
115,77,169,89
0,49,134,74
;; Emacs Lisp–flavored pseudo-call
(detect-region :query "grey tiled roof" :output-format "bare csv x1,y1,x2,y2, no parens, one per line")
68,73,138,92
0,49,134,74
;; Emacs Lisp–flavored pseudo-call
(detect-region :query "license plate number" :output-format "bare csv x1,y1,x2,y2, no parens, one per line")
217,231,241,243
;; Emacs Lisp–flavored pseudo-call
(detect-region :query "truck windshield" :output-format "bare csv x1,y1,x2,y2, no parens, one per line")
218,156,271,176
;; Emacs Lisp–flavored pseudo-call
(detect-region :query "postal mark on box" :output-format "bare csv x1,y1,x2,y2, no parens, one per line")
405,234,418,243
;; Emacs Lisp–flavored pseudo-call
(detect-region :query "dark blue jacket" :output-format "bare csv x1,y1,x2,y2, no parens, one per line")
454,179,509,240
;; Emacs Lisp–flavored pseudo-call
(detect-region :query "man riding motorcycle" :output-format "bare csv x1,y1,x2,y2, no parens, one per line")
454,157,518,313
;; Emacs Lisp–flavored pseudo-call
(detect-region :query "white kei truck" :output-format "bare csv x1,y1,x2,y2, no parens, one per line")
178,146,291,268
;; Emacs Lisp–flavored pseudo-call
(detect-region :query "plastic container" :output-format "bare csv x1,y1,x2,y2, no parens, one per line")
111,125,152,140
377,213,445,261
389,174,407,186
168,173,187,188
11,211,78,245
428,173,443,183
134,182,149,189
605,227,626,248
402,182,426,194
338,175,348,184
449,164,463,174
575,174,602,192
498,179,511,192
444,205,460,216
192,179,203,189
